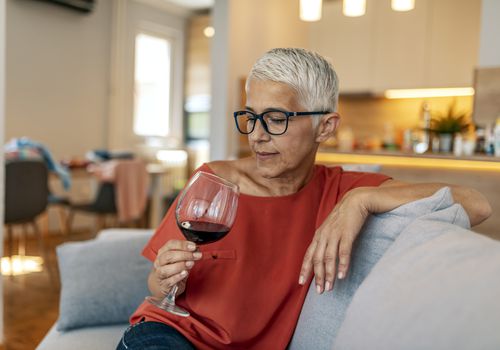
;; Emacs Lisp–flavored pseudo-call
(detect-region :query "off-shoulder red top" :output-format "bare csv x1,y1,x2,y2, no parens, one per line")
130,163,390,349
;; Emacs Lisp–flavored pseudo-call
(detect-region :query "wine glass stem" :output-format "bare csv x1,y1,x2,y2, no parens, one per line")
162,284,178,307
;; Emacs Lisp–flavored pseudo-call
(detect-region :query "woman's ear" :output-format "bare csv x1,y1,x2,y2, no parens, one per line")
315,113,340,143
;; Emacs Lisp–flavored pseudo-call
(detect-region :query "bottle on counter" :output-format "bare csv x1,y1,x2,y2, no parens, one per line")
382,122,397,150
494,118,500,157
475,125,486,153
402,128,413,152
485,123,495,155
462,133,476,156
453,133,463,157
413,102,431,154
431,134,440,153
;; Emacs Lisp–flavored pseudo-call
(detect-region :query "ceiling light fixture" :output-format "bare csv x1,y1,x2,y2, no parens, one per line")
391,0,415,12
301,0,415,21
343,0,366,17
300,0,322,22
203,26,215,38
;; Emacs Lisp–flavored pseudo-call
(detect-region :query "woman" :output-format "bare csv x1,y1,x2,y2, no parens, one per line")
117,48,491,350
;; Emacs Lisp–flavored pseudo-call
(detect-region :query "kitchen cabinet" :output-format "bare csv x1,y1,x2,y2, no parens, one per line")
309,1,374,92
371,0,429,91
310,0,481,93
426,0,481,88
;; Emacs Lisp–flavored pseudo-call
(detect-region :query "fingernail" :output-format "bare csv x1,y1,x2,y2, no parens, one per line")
338,271,345,279
185,261,194,268
298,275,305,285
193,252,202,259
187,243,196,251
325,281,331,291
180,270,188,277
316,285,322,294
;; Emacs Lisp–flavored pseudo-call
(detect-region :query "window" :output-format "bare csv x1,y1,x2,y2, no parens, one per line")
185,94,210,140
134,33,172,137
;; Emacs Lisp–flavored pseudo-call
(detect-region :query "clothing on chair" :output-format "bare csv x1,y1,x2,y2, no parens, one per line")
4,137,71,190
88,159,149,223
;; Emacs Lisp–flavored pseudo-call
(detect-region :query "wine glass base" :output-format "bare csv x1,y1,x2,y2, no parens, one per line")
145,296,190,317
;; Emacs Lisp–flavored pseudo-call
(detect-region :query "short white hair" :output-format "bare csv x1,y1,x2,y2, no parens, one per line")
247,48,340,124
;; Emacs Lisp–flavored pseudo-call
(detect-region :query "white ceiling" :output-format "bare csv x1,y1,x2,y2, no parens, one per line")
161,0,214,10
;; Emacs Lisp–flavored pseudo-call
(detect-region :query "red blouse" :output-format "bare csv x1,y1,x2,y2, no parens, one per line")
130,164,390,349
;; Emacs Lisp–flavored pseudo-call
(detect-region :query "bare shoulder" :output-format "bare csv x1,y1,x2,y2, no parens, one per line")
205,158,254,187
378,179,408,187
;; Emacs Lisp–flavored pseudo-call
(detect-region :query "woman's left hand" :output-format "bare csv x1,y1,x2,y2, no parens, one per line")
298,179,493,294
299,187,369,294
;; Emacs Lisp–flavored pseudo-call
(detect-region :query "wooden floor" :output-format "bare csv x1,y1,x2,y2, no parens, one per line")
2,230,95,350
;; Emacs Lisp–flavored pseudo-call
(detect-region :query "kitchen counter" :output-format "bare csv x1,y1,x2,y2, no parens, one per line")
316,148,500,240
316,149,500,171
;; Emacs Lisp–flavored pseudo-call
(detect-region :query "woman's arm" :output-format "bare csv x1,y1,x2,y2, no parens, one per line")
376,180,492,226
299,181,492,294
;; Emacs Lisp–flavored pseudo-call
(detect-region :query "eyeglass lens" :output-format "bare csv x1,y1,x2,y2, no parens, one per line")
236,111,288,135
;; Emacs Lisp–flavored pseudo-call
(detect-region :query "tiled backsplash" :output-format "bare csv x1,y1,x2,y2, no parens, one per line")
336,95,474,147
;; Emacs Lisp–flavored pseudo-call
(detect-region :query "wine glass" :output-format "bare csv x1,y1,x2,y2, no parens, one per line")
146,171,239,317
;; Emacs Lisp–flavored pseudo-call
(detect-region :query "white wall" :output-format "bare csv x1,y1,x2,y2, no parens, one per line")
5,0,112,160
7,0,188,160
0,0,4,343
210,0,309,160
478,0,500,67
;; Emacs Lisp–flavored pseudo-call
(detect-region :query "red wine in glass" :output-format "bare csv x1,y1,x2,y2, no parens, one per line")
178,221,230,245
146,171,239,317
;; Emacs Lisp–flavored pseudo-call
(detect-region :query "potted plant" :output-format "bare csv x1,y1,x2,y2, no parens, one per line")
430,102,470,153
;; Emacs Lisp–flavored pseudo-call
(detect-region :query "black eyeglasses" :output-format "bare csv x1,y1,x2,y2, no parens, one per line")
233,110,330,136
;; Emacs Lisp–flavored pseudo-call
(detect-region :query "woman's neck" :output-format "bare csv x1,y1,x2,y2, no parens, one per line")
206,157,317,197
258,167,315,197
239,156,317,197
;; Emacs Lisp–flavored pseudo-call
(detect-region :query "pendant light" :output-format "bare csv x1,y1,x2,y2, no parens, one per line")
343,0,366,17
391,0,415,12
300,0,323,22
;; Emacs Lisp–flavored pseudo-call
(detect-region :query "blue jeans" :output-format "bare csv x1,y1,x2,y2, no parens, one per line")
116,320,195,350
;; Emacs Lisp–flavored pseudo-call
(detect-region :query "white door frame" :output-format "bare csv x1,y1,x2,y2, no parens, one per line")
0,0,6,344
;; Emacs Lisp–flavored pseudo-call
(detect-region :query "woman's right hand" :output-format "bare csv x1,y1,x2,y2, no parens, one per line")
150,240,202,297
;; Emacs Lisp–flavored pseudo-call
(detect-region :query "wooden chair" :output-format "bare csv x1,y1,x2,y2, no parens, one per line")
66,159,150,232
4,159,54,281
66,182,119,233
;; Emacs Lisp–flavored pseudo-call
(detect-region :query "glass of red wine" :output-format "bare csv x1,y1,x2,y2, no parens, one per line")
146,171,239,317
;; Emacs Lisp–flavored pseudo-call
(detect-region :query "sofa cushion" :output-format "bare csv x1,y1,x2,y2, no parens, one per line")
333,202,500,350
96,228,154,240
56,230,154,331
36,323,128,350
290,187,459,349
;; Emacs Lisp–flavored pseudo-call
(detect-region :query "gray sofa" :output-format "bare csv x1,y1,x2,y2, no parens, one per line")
37,188,500,350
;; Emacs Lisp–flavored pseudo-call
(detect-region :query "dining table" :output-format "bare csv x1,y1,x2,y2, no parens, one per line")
41,162,171,235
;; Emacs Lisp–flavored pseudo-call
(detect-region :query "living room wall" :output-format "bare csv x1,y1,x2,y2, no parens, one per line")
5,0,112,160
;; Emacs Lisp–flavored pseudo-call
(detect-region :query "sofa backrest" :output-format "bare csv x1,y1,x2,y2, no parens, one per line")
333,207,500,350
290,187,471,349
